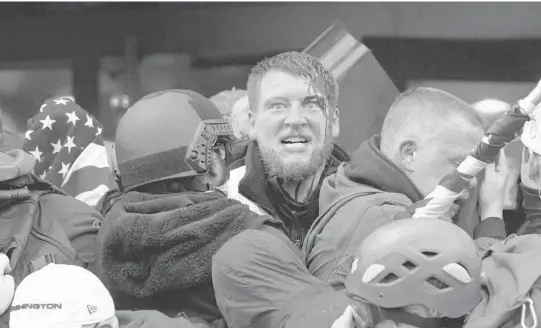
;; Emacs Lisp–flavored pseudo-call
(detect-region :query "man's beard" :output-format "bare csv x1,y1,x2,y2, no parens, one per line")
259,133,335,183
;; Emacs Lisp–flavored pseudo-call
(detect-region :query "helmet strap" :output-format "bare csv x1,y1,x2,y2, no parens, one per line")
366,303,453,328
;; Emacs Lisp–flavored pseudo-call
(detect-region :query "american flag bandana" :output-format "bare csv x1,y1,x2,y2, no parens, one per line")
410,82,541,220
22,97,115,207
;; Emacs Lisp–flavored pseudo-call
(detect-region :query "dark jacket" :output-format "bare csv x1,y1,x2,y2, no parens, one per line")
227,140,350,246
95,188,282,326
304,135,506,289
0,150,102,268
515,183,541,235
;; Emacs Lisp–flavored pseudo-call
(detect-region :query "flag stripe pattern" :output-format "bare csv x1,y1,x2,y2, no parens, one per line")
411,83,541,220
22,97,115,207
303,20,370,81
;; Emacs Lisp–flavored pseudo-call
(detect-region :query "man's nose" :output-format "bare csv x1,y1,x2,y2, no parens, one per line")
284,104,307,126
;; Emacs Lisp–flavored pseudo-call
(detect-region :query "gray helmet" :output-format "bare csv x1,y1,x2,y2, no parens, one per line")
115,89,234,191
345,218,482,319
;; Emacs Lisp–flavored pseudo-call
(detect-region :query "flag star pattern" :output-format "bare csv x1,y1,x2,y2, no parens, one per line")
39,171,47,180
66,111,80,126
84,114,94,128
59,161,71,179
22,97,116,207
54,98,70,105
29,146,43,163
25,130,33,140
40,115,56,130
64,136,76,153
51,139,63,154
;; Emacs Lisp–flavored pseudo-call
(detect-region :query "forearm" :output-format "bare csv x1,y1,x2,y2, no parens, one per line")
516,183,541,235
477,194,506,239
521,183,541,221
473,217,506,240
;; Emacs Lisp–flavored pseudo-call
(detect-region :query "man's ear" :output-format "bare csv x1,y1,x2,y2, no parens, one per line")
330,108,340,138
248,110,257,140
398,139,417,173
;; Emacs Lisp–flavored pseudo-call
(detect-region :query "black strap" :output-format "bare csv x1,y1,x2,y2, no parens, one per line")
367,303,446,328
117,146,195,190
28,253,61,273
27,253,83,273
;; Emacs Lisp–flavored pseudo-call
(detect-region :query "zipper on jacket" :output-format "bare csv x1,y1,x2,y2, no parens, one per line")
31,229,75,261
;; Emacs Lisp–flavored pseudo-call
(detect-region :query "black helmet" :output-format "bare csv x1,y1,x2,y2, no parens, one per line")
115,89,234,191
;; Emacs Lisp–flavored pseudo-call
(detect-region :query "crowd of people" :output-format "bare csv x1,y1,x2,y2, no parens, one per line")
0,50,541,328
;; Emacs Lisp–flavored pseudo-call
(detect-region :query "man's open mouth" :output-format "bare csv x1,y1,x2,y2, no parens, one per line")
280,136,310,145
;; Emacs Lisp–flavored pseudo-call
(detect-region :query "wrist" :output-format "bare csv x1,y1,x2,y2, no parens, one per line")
480,205,503,221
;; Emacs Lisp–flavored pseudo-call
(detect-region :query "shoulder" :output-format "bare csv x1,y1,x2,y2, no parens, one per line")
40,193,103,224
328,191,411,224
305,191,413,286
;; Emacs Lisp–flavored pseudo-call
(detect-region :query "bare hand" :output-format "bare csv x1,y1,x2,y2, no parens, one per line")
478,150,509,220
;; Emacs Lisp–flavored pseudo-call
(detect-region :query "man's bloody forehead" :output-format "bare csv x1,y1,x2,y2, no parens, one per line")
304,76,331,117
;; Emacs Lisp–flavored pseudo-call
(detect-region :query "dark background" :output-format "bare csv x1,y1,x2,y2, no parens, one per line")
1,2,540,140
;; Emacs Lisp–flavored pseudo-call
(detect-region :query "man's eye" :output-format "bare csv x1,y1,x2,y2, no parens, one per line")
269,103,286,110
303,102,321,110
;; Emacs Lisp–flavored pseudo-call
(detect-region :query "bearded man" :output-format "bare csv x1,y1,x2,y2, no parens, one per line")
226,51,350,246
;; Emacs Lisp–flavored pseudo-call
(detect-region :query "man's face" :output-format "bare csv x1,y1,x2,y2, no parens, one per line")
249,69,339,181
408,121,484,197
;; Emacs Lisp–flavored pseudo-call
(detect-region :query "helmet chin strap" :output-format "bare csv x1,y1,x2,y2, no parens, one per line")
365,303,458,328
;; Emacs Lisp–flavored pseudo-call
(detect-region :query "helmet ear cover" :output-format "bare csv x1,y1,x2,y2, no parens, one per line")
185,119,235,174
116,119,234,191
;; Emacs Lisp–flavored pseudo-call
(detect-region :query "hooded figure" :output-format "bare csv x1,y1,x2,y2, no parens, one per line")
22,97,115,207
226,52,350,247
95,90,282,327
303,88,507,291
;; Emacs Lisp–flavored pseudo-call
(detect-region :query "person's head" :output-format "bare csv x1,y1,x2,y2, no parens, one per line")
345,218,482,327
229,96,251,140
380,87,484,196
23,97,109,194
209,88,248,121
10,264,118,328
247,51,340,182
114,89,235,193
